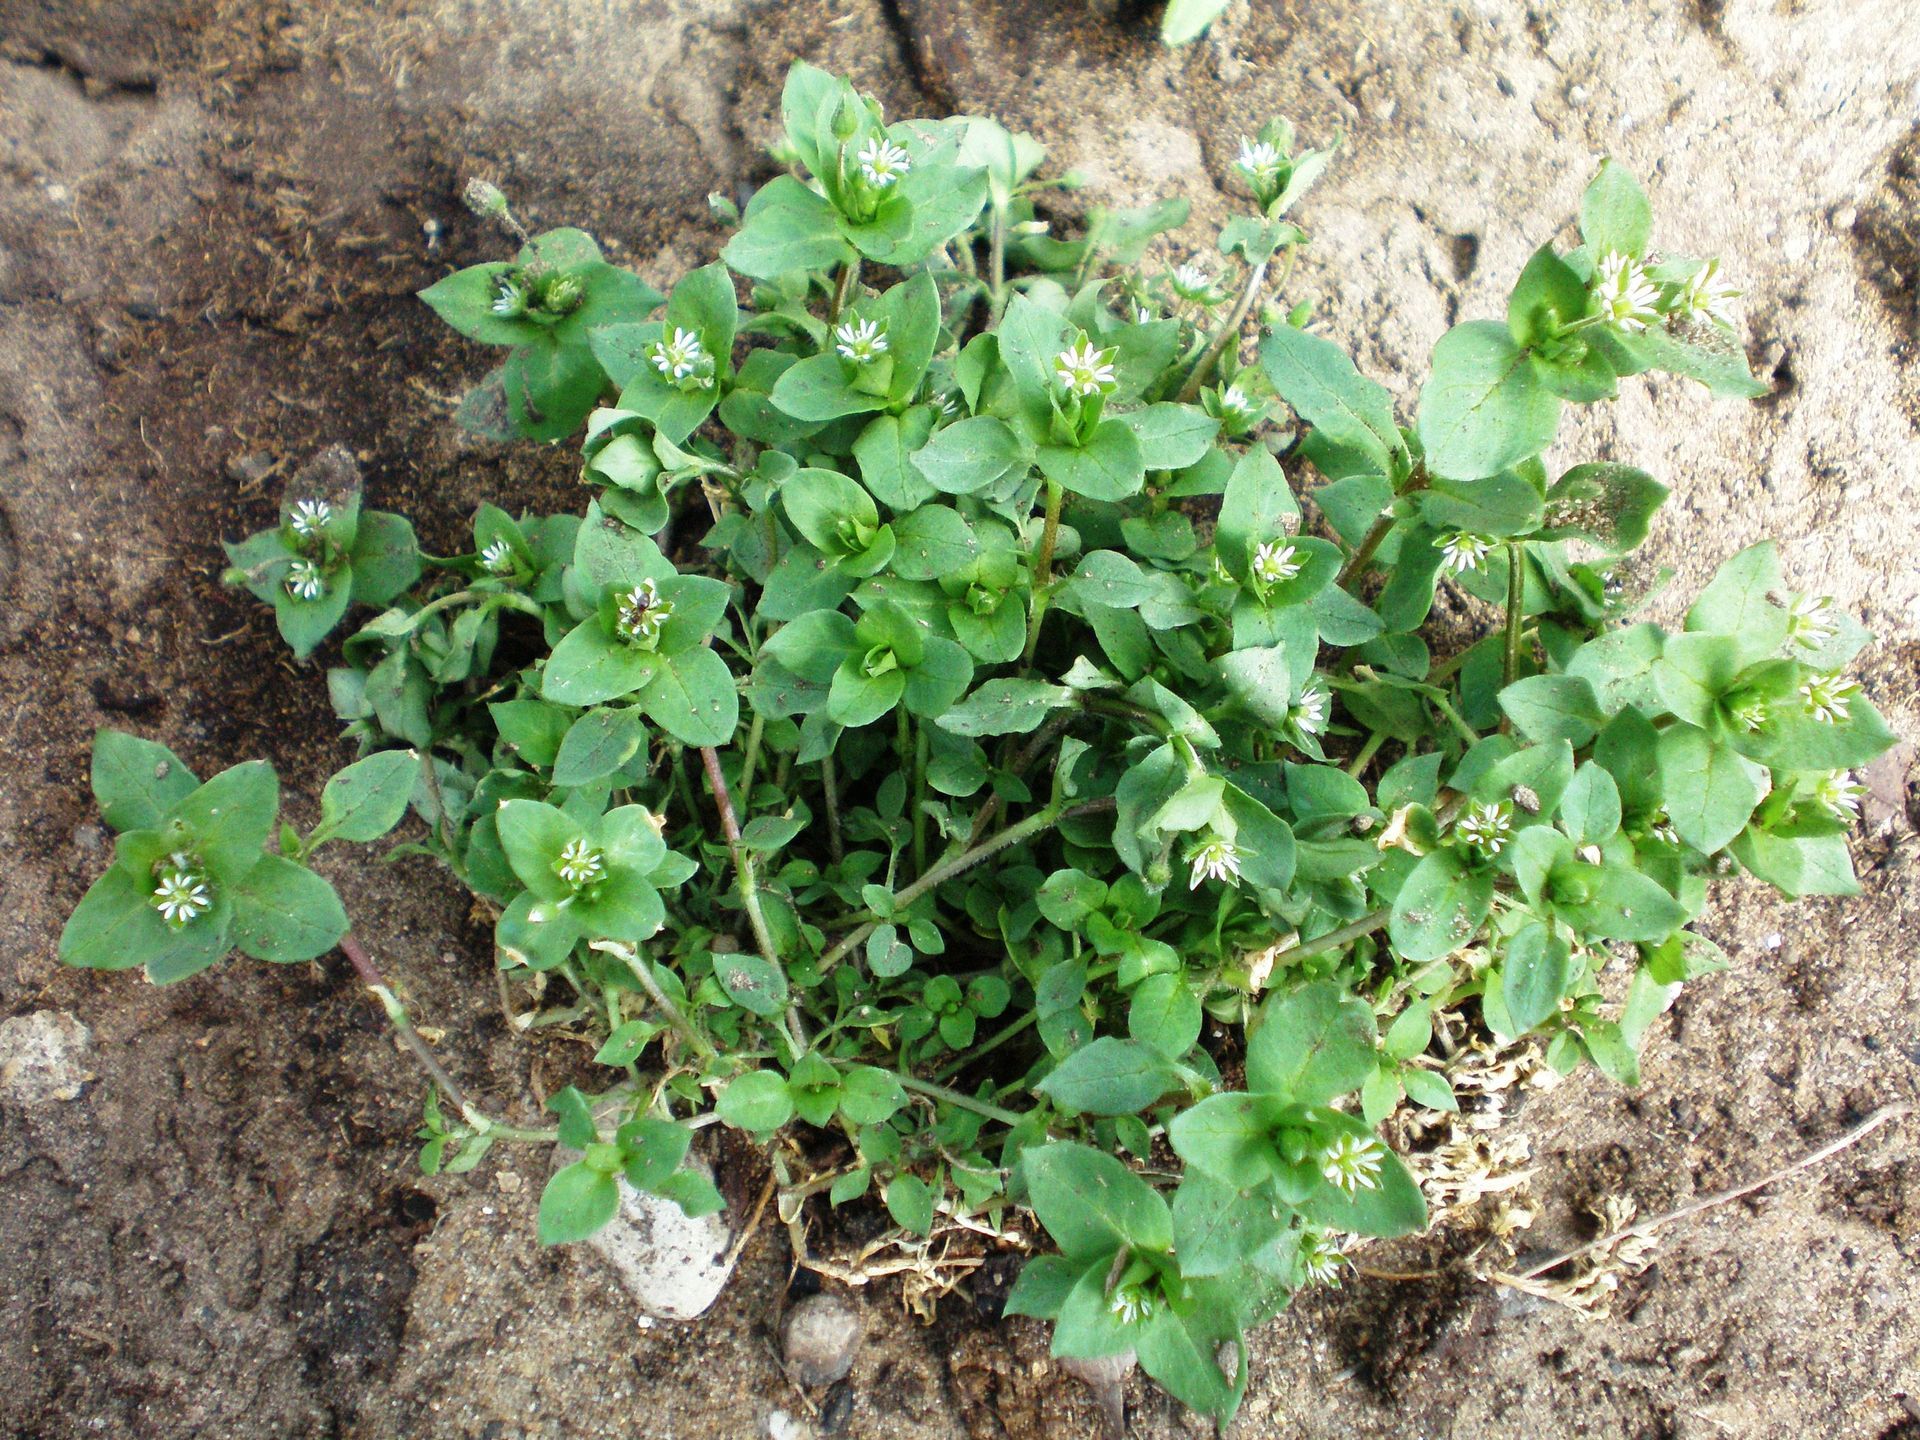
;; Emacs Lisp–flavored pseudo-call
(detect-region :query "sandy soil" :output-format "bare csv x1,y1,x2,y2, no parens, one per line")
0,1,1916,1437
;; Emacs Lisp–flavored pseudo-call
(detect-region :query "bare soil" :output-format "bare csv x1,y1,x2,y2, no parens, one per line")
1,2,1916,1437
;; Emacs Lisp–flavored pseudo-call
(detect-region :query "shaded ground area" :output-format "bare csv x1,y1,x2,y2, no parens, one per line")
0,0,1916,1436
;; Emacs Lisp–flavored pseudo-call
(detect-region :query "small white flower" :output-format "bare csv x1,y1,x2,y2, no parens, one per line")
1439,531,1496,576
1728,695,1771,733
1296,1229,1345,1287
1106,1282,1158,1326
285,559,327,602
289,499,333,539
490,273,528,317
1785,593,1838,648
1671,257,1741,328
1218,384,1254,417
1251,539,1303,587
1455,800,1514,857
649,326,708,382
1132,302,1156,325
1170,262,1221,304
151,856,212,927
1643,804,1680,847
1291,680,1330,736
1800,673,1858,724
1187,835,1243,890
832,317,889,364
479,537,515,574
615,578,672,645
1319,1131,1384,1195
856,136,911,189
1592,251,1662,332
553,836,606,890
1236,136,1285,185
1052,339,1118,398
1812,769,1865,822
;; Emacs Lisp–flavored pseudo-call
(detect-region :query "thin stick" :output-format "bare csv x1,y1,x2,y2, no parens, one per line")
1501,1103,1913,1284
1502,541,1525,690
722,1166,780,1272
591,940,719,1061
820,752,845,865
1175,251,1280,404
1259,907,1391,972
699,745,808,1053
338,934,556,1141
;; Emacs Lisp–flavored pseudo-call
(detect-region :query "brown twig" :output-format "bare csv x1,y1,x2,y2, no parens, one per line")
1498,1103,1914,1286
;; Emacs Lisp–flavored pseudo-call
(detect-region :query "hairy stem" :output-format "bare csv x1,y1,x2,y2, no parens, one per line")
1022,477,1067,666
338,934,556,1142
1503,541,1526,690
1260,907,1392,972
820,796,1117,973
699,745,808,1053
820,751,845,865
1176,251,1279,404
828,257,861,326
591,940,718,1061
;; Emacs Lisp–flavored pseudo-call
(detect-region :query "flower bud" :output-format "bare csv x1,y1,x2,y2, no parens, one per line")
461,178,509,219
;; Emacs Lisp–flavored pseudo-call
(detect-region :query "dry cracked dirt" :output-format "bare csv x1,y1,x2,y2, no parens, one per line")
0,1,1917,1437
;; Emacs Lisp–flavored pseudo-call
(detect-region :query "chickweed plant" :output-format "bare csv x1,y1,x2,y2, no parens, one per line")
62,65,1893,1422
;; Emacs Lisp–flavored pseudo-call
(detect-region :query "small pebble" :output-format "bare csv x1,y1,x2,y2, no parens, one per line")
780,1291,863,1387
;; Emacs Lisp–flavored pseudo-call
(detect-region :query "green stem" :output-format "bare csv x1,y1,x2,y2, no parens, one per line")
1503,541,1526,690
1175,249,1280,404
1336,511,1396,590
593,940,718,1061
1021,477,1066,667
737,712,766,805
394,587,543,636
828,257,861,326
1429,692,1481,747
820,751,845,865
988,206,1009,322
1261,907,1391,972
820,796,1117,973
893,1069,1025,1128
338,933,558,1142
913,721,930,880
698,745,808,1054
1345,730,1386,779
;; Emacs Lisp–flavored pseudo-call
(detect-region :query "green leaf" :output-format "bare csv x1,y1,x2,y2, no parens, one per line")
1502,921,1571,1033
1246,980,1378,1103
1258,324,1400,470
1558,865,1688,943
1136,1290,1246,1423
639,646,740,747
173,762,279,878
885,1173,936,1236
1539,463,1667,553
721,175,853,279
496,799,583,900
1171,1174,1286,1278
91,730,199,832
1036,1036,1177,1115
347,512,423,608
1022,1141,1173,1259
911,416,1028,495
889,505,978,581
1559,762,1622,845
1655,726,1765,853
937,678,1074,737
1580,158,1653,258
1730,827,1860,898
1037,419,1146,502
1416,321,1562,481
716,1071,795,1133
317,749,418,843
1162,0,1233,44
228,855,349,962
1166,1093,1279,1189
552,708,647,787
1214,445,1301,583
1498,674,1604,747
1117,403,1221,470
1004,1254,1087,1320
837,1065,907,1125
418,263,542,345
1508,244,1595,350
1128,973,1202,1059
537,1162,620,1245
768,352,888,423
543,620,659,707
1686,540,1782,637
714,951,790,1017
1388,848,1494,962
